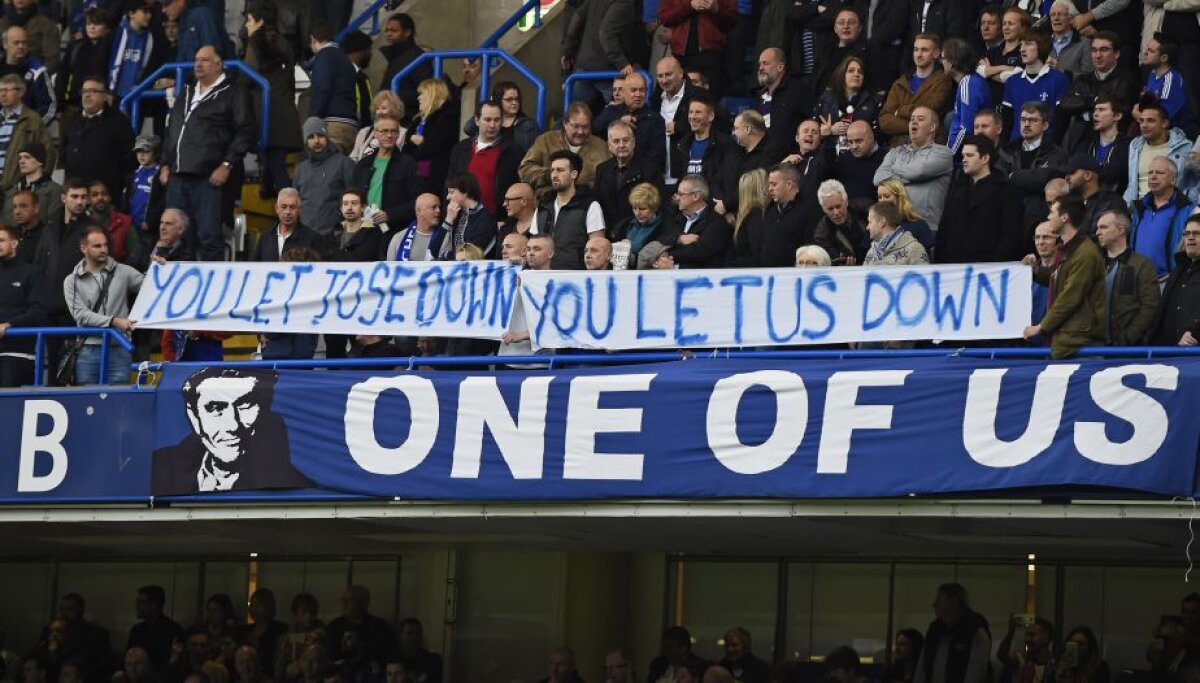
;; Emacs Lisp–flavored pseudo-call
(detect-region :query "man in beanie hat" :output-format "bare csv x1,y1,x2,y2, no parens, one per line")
4,140,59,223
293,116,356,235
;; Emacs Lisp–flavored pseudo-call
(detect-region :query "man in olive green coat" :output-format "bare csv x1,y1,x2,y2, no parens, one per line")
1094,207,1160,345
1023,193,1106,358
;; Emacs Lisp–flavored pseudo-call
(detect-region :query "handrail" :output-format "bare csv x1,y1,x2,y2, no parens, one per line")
480,0,543,48
562,69,655,116
6,327,135,387
141,345,1200,373
118,60,271,151
336,0,392,43
391,48,547,128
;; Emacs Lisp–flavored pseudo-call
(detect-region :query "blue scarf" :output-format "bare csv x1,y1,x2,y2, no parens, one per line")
870,228,902,262
627,213,664,253
394,220,441,262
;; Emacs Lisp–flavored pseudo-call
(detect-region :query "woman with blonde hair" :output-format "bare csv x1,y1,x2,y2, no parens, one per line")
732,168,769,266
406,78,458,194
350,90,406,161
611,182,670,268
876,178,934,251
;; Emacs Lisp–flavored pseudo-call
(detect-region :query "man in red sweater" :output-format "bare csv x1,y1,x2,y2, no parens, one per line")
447,99,520,219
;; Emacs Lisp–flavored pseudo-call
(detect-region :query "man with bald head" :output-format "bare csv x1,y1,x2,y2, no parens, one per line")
873,105,953,232
500,232,529,264
162,44,256,260
501,182,539,236
1132,155,1197,279
755,48,812,160
386,192,446,261
584,235,613,270
594,72,667,175
833,120,886,204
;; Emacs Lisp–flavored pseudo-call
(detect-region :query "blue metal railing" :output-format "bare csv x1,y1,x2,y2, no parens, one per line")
392,48,547,128
481,0,544,48
143,345,1200,373
336,0,390,42
562,69,655,116
118,61,272,152
5,327,136,388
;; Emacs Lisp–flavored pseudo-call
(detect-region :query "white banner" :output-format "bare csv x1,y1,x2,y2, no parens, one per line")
518,264,1032,349
130,261,521,338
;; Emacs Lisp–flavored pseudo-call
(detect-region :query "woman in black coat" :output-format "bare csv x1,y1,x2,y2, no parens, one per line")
243,0,302,195
405,78,460,196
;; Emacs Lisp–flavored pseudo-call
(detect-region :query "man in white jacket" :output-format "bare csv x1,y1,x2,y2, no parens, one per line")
873,106,954,232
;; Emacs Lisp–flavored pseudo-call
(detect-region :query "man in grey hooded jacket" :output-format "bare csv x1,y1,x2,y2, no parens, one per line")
293,117,356,236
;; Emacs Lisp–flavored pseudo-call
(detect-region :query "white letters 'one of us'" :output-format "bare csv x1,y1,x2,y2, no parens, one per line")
346,376,439,475
706,370,910,475
19,399,69,492
963,364,1176,467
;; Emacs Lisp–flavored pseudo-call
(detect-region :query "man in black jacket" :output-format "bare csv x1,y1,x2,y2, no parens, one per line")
379,13,428,116
938,135,1024,263
0,223,41,386
32,179,98,381
352,113,424,231
758,164,817,267
593,73,667,176
594,119,663,228
813,179,869,264
161,46,256,261
1154,216,1200,346
538,150,605,270
834,120,886,207
756,48,813,160
855,0,908,90
249,189,322,262
62,76,135,207
671,95,734,210
1066,153,1125,237
670,174,730,268
1059,31,1137,154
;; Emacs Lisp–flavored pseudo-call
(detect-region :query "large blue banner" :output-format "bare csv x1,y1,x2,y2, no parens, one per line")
0,389,154,502
147,358,1200,499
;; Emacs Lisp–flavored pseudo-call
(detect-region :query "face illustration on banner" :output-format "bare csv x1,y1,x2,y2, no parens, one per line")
151,368,312,496
187,374,263,465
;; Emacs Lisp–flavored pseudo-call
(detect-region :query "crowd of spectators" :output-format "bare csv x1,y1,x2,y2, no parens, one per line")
2,0,1200,384
5,583,1200,683
1,586,443,683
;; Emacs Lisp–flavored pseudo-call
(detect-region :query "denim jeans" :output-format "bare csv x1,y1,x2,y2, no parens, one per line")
165,173,224,261
75,343,133,385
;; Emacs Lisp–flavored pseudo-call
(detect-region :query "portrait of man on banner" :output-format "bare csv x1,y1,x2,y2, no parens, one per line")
152,368,312,495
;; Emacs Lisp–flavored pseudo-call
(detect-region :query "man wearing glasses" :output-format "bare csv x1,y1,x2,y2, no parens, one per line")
1058,31,1138,154
61,76,135,207
519,101,612,193
1154,216,1200,346
351,111,423,232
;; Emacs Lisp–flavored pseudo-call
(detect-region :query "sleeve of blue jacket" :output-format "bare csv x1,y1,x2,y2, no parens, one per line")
950,74,992,154
27,64,56,124
1160,70,1188,124
308,49,332,119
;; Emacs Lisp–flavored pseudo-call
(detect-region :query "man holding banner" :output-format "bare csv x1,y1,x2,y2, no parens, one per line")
384,193,445,262
1024,194,1105,358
